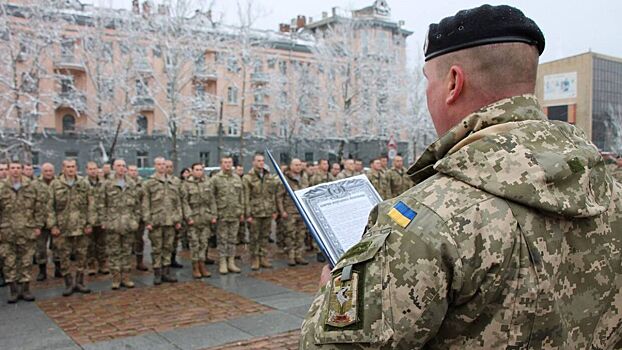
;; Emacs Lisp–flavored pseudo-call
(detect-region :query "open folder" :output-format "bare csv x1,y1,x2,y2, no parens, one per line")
266,150,382,267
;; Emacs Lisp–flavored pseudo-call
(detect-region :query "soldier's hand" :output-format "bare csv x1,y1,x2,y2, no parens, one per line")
84,226,93,235
319,265,332,288
239,215,244,222
211,218,217,225
175,223,182,230
187,219,194,226
146,224,153,231
281,211,289,219
246,216,253,224
51,227,61,237
34,228,41,237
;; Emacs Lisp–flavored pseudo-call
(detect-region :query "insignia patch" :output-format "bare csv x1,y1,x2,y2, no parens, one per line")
388,201,417,228
325,271,359,328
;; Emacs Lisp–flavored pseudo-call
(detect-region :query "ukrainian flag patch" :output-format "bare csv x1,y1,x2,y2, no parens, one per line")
388,201,417,228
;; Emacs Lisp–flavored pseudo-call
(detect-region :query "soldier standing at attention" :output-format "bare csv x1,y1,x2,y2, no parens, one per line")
243,153,277,271
0,162,45,303
301,5,622,349
329,163,341,180
142,157,182,285
236,165,247,249
101,159,140,290
367,158,392,199
210,156,244,275
310,159,333,186
49,159,94,297
386,155,413,197
127,165,148,271
34,163,57,281
0,162,7,288
181,163,216,279
85,162,109,276
276,158,309,266
165,159,184,269
335,159,357,180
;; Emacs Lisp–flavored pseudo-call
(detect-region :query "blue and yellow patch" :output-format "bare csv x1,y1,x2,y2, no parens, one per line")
388,201,417,228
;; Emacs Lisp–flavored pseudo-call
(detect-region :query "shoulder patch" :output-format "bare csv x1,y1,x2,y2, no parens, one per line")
388,201,417,228
325,271,359,328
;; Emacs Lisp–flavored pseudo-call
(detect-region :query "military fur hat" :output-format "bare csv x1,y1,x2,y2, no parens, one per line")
424,4,545,61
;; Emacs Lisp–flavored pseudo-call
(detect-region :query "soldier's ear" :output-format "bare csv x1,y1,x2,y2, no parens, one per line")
446,65,464,105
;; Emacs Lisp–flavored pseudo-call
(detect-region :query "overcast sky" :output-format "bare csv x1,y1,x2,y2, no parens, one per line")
102,0,622,66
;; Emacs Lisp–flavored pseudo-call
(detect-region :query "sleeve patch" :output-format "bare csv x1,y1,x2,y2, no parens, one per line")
388,201,417,228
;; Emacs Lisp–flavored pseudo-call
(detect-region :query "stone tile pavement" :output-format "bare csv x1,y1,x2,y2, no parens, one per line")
0,246,324,350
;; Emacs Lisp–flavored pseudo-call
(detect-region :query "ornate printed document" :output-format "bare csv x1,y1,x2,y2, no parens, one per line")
266,150,382,267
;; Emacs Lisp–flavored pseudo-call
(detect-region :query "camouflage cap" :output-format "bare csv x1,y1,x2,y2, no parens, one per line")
424,4,545,61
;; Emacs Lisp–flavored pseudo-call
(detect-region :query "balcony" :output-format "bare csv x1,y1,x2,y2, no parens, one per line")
134,60,152,74
194,66,218,81
192,98,217,117
53,56,86,72
251,72,269,84
132,95,155,111
53,91,87,112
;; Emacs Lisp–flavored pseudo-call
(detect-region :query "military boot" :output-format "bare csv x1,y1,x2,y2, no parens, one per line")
73,272,91,294
87,261,97,276
260,256,273,269
20,282,35,302
54,261,62,278
98,261,110,275
227,256,241,273
295,254,309,266
161,266,178,283
111,271,121,290
171,253,183,268
251,256,260,271
219,257,228,275
62,275,74,297
192,262,202,279
121,273,135,288
287,250,296,266
198,261,211,278
7,282,18,303
153,268,162,285
37,264,47,281
136,255,148,271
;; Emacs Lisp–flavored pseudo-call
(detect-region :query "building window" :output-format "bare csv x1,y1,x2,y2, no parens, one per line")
305,152,314,162
279,60,287,75
255,117,264,137
31,151,39,166
279,121,287,138
136,79,148,96
196,83,205,98
199,152,209,166
62,114,76,133
136,151,149,168
227,56,239,72
227,121,239,136
61,39,74,58
547,105,568,122
60,76,74,93
137,115,148,134
227,86,238,104
194,119,206,137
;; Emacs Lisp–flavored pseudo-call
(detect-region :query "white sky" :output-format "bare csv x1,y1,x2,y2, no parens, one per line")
101,0,622,65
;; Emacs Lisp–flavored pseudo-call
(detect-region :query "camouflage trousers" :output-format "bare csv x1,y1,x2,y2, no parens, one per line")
35,228,59,265
0,229,35,283
249,217,272,257
189,224,211,262
56,234,89,276
107,230,133,273
275,218,286,248
148,226,175,268
238,222,247,244
133,222,145,257
217,219,240,257
87,226,107,267
284,214,307,257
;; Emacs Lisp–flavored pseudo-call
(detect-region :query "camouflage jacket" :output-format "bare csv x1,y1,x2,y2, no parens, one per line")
142,174,182,227
243,168,276,218
32,176,53,229
300,95,622,349
48,175,95,236
310,171,335,187
386,167,413,197
366,169,392,200
101,176,141,233
86,177,104,226
209,170,244,220
0,177,46,233
181,176,217,226
276,171,308,215
336,170,358,180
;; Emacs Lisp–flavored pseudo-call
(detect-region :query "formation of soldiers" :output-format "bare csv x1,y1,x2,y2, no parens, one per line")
0,152,415,303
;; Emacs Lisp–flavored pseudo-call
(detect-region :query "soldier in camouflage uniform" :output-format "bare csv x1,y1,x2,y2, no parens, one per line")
49,159,95,297
128,165,148,271
614,158,622,183
0,162,46,303
85,162,109,275
300,5,622,349
276,158,309,266
210,156,244,274
366,158,392,200
181,163,216,279
166,159,184,269
101,159,141,290
310,159,334,186
386,155,413,197
0,162,7,287
336,159,357,180
243,154,277,271
142,157,183,285
34,163,56,281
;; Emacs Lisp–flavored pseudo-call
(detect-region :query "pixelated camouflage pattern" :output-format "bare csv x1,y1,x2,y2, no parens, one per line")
210,170,244,220
336,170,358,180
276,171,308,215
243,168,276,218
310,171,336,187
141,174,182,227
48,175,95,236
86,177,104,226
101,176,141,233
386,168,413,197
366,169,392,200
300,94,622,349
181,176,217,226
0,176,46,231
